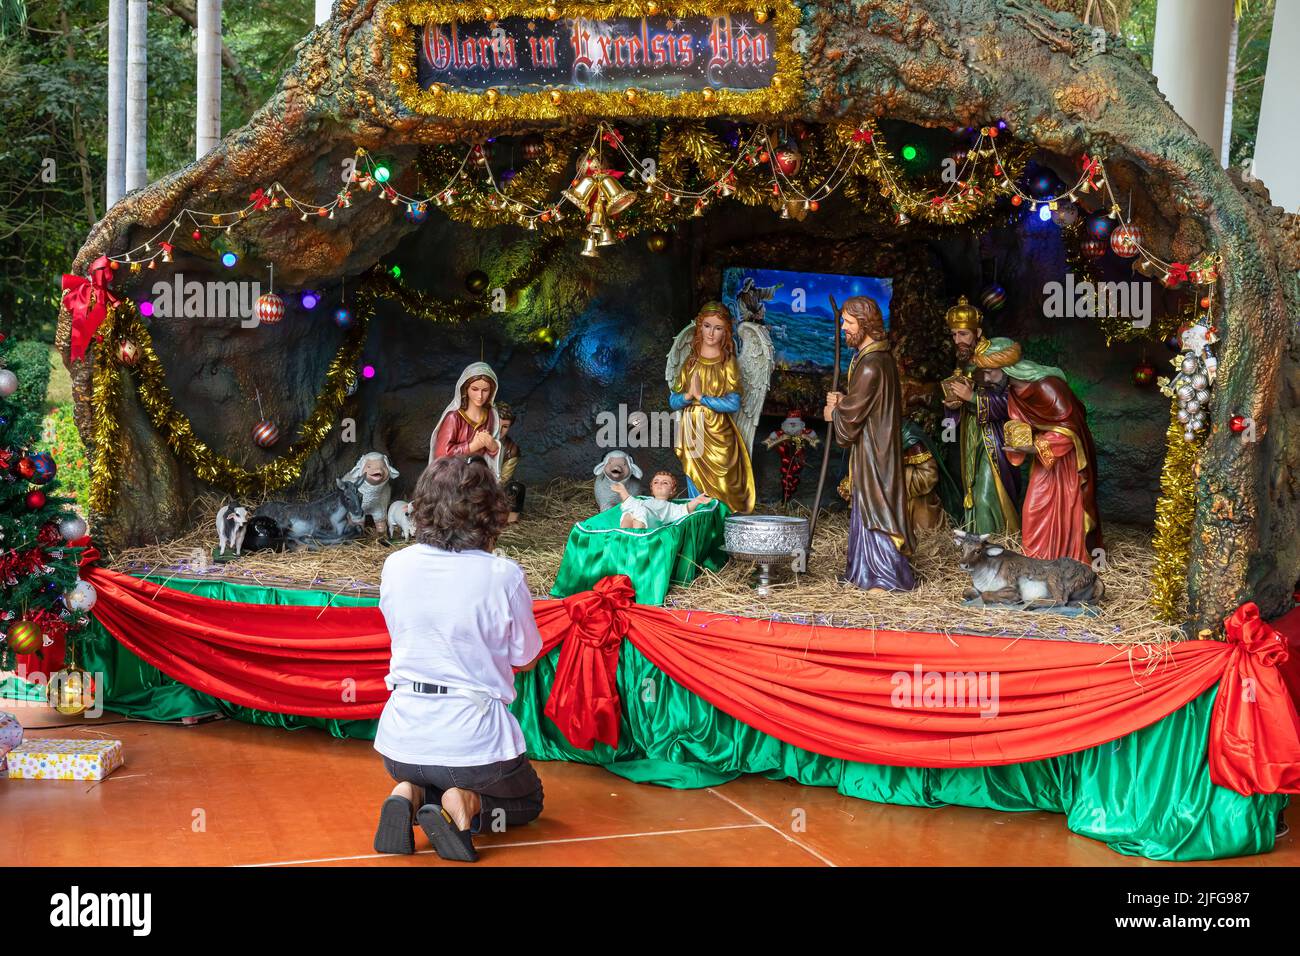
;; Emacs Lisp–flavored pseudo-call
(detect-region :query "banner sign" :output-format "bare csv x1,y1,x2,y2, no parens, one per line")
415,14,778,94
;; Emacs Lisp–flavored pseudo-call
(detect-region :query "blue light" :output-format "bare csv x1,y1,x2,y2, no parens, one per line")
301,291,319,310
221,252,237,268
1038,205,1053,222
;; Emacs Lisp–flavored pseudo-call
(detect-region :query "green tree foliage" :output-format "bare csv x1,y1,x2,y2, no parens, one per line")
0,0,313,340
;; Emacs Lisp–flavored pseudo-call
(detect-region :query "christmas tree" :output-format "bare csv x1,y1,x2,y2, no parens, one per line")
0,329,90,671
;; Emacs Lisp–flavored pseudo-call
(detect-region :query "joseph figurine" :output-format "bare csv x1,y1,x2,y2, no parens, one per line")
824,296,915,592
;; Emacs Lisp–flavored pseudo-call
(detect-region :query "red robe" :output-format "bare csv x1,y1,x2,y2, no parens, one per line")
434,409,491,459
1006,377,1102,564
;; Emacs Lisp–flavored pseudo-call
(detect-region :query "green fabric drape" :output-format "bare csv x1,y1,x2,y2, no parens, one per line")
7,574,1281,860
550,499,729,604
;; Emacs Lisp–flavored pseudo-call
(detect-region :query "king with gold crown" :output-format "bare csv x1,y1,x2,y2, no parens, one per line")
941,296,1103,564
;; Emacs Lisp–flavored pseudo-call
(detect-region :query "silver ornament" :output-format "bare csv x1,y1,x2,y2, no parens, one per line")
1186,400,1201,414
1176,385,1194,401
1181,356,1198,375
65,580,98,612
1191,373,1209,389
1195,389,1210,404
1183,429,1196,442
0,369,17,397
1177,409,1190,422
59,516,88,542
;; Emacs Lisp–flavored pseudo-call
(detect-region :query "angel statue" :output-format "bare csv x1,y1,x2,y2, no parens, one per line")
665,301,772,514
735,276,783,325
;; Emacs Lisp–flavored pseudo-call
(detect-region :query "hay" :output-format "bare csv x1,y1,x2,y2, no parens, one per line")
106,479,1185,645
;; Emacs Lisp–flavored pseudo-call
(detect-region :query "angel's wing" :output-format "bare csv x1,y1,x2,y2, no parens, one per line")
664,324,695,390
735,321,775,453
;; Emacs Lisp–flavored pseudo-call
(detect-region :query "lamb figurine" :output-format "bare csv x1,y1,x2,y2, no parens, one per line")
593,450,643,512
343,452,399,535
953,530,1104,608
216,503,251,556
387,499,415,541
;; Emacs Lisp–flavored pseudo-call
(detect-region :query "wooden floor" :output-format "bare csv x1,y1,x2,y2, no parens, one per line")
3,703,1295,868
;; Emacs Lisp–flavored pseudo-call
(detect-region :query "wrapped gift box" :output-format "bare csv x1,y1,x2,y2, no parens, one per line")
0,712,22,773
6,738,123,781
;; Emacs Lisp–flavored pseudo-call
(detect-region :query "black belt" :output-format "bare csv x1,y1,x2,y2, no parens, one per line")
410,682,450,695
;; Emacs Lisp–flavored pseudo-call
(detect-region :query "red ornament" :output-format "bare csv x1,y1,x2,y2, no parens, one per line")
1229,415,1248,433
251,420,280,448
1081,237,1107,260
774,146,802,177
16,456,37,480
4,620,40,655
1199,295,1212,310
1011,195,1023,207
117,339,140,366
1110,223,1142,258
25,489,47,509
192,229,202,241
255,292,284,325
1132,360,1156,387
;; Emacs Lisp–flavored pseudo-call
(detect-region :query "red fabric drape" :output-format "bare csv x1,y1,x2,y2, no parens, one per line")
79,555,1300,795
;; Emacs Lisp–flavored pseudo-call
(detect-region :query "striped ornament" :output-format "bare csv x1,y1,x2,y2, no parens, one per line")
251,420,280,448
255,292,285,325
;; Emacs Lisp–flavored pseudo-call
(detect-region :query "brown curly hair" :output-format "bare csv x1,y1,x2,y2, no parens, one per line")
411,456,509,552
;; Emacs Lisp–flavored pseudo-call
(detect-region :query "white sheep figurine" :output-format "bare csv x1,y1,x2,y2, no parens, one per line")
593,450,643,512
387,500,415,541
343,452,400,535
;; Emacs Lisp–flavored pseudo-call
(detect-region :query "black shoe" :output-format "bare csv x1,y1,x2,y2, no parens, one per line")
373,795,416,855
417,803,480,862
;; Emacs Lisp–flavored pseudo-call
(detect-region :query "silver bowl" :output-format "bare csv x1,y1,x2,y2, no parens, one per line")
723,515,809,595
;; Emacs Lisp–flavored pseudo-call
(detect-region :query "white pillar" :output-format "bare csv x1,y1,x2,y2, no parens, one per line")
124,0,148,192
315,0,332,24
1252,0,1300,213
1151,0,1235,159
106,0,127,208
196,0,222,159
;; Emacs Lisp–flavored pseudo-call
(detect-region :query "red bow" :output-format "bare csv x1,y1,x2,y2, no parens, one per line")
249,188,272,210
62,255,120,362
1166,262,1190,285
543,575,635,750
852,128,874,144
1081,154,1101,178
1224,602,1288,667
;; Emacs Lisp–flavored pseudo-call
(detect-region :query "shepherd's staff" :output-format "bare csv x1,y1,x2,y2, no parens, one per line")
807,294,842,551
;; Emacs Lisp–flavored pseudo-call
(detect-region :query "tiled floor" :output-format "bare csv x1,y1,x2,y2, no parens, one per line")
3,704,1295,867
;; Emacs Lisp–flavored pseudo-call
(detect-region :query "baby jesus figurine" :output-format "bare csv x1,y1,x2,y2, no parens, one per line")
613,471,711,530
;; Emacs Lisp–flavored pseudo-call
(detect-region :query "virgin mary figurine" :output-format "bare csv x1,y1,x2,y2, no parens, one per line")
429,361,502,476
664,302,760,514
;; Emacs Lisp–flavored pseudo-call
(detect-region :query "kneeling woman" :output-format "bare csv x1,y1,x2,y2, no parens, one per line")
372,455,545,862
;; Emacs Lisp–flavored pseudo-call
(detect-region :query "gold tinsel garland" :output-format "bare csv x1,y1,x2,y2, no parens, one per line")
89,303,368,508
386,0,803,122
1150,399,1204,624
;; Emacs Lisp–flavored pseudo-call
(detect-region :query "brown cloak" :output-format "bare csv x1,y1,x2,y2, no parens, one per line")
832,341,914,556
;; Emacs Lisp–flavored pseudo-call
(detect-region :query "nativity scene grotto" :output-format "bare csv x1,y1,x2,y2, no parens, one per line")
29,0,1300,862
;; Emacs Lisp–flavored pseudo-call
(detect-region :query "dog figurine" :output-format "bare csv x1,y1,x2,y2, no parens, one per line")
954,530,1104,607
593,450,643,512
387,499,415,541
216,503,251,556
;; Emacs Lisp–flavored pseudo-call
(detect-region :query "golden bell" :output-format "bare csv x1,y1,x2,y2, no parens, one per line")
562,175,598,208
596,225,617,246
580,235,601,257
587,199,608,229
944,294,983,332
597,174,637,216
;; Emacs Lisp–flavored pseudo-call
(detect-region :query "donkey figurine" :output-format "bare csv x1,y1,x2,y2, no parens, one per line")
254,478,366,549
953,530,1104,608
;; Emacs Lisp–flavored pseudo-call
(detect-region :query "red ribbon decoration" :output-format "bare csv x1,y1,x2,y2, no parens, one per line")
61,255,120,362
249,187,272,210
542,575,635,750
852,128,874,143
1208,602,1300,794
1166,262,1190,284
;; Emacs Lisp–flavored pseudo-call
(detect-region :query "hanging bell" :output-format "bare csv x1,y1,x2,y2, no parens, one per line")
580,235,601,257
563,175,599,209
587,198,608,230
526,217,538,231
597,174,637,216
596,225,617,246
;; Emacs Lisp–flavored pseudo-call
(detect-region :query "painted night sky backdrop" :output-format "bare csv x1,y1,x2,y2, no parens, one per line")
722,267,894,373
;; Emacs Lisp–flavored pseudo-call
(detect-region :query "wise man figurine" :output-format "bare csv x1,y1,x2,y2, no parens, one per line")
942,296,1102,563
824,296,915,593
